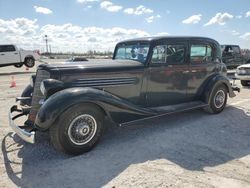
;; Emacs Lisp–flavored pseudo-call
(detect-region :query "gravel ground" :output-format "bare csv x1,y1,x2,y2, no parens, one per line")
0,62,250,188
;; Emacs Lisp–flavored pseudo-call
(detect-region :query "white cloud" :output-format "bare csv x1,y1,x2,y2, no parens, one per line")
77,0,99,3
145,15,161,23
182,14,202,24
0,18,151,52
124,5,153,15
240,32,250,40
204,12,233,26
231,30,240,36
246,11,250,17
100,1,122,12
155,32,169,36
34,6,53,15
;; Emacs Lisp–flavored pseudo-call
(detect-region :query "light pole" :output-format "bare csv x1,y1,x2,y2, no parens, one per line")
44,35,48,54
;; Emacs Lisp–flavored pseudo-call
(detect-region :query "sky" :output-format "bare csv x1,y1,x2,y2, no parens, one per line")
0,0,250,53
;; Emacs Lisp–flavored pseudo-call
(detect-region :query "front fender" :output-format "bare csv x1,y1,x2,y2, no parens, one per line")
20,84,33,106
203,74,236,104
35,87,156,131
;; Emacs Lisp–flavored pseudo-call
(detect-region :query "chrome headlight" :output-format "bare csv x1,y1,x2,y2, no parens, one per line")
40,81,45,95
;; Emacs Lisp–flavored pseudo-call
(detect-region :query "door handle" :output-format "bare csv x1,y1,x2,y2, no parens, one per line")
0,54,4,56
182,70,189,74
14,52,18,55
191,70,197,73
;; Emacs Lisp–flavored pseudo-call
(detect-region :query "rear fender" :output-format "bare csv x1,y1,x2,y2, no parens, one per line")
35,87,156,131
203,74,236,104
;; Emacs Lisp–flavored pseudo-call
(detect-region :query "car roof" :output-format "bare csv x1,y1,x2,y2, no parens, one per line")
118,36,218,43
221,44,240,47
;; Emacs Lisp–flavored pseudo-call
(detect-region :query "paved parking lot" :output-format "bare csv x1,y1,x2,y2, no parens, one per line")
0,61,250,188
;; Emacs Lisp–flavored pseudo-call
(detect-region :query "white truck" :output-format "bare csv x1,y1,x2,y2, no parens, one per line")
0,44,40,68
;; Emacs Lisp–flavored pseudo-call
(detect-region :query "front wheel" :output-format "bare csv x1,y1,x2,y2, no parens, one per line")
50,104,105,155
204,85,228,114
241,80,249,86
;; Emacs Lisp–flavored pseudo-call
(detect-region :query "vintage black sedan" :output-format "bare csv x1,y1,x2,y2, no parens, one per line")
9,36,239,155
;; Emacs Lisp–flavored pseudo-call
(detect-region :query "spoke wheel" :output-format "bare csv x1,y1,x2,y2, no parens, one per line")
50,104,105,155
214,90,226,109
204,85,227,114
68,114,97,145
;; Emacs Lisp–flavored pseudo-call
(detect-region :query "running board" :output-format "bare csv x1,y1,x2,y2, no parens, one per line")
120,101,208,127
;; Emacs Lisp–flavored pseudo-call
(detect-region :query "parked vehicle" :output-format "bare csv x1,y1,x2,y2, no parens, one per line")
0,44,40,68
9,36,239,155
221,45,250,69
66,56,88,62
235,63,250,86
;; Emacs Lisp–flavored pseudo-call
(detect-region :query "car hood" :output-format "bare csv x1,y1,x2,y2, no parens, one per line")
38,59,143,71
237,64,250,69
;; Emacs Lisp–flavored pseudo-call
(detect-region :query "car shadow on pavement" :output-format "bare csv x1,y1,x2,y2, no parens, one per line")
2,106,250,188
0,72,36,76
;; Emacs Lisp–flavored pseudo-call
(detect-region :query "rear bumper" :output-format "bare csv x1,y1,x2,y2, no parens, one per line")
9,105,35,144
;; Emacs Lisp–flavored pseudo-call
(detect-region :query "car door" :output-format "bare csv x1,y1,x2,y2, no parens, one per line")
187,42,217,100
146,41,189,107
0,45,19,65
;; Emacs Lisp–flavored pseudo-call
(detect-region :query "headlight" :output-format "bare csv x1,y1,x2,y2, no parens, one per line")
237,69,247,74
40,81,45,95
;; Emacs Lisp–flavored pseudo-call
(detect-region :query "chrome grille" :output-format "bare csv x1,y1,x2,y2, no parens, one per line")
28,70,50,122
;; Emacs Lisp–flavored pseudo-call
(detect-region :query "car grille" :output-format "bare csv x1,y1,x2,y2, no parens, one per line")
28,70,50,122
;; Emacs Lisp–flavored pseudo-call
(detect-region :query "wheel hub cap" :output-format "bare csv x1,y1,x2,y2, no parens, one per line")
214,90,225,109
68,114,97,145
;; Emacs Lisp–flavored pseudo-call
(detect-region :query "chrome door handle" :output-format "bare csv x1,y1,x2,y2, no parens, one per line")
182,70,189,74
191,70,197,73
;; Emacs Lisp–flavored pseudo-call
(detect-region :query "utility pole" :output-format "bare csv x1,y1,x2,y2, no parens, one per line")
44,35,48,54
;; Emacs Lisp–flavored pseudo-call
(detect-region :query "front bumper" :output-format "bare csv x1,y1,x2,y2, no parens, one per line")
9,105,35,144
235,74,250,80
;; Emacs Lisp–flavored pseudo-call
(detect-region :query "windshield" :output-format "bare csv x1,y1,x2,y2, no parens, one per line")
114,43,150,63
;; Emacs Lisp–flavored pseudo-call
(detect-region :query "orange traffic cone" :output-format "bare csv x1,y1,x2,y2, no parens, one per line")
10,76,16,88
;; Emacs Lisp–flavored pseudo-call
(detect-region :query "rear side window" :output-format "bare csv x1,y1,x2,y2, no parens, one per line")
151,44,185,64
223,46,240,54
232,46,240,54
0,45,16,52
190,45,212,63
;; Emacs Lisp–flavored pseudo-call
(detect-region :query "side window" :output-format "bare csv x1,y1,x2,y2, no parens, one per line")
1,45,16,52
190,45,212,63
151,45,167,64
151,44,185,64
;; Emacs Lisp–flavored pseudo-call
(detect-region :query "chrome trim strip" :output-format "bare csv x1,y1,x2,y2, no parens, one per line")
76,77,136,81
71,81,135,87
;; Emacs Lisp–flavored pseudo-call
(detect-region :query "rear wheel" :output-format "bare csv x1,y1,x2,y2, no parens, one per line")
204,85,228,114
24,58,35,68
14,63,23,68
50,104,105,155
241,80,249,86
